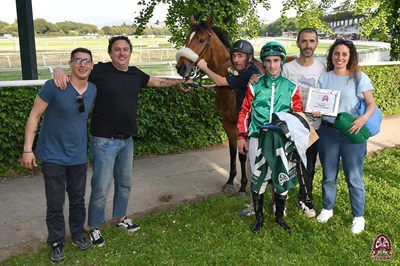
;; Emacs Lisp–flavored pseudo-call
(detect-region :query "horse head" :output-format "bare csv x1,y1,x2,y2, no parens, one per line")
176,15,231,80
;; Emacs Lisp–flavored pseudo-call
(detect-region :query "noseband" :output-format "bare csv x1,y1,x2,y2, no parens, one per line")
179,29,231,92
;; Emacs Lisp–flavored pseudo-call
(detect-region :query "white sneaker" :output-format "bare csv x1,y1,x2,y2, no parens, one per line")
298,201,316,218
316,209,333,223
351,216,365,234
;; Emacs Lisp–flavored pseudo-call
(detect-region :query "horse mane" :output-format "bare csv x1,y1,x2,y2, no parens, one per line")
190,21,231,50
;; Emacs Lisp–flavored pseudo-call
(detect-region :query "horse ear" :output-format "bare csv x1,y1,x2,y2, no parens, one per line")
190,15,196,25
206,14,213,27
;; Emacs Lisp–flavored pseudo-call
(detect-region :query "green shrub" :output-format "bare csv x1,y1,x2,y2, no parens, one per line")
0,85,226,177
361,65,400,115
1,64,400,177
0,86,41,175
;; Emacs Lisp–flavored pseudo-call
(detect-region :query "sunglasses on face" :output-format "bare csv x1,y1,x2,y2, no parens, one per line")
76,95,85,113
70,58,93,65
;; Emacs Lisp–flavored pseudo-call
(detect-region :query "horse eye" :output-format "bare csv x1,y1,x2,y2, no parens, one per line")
199,38,205,43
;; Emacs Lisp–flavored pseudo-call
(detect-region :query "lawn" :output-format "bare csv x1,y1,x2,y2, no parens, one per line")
2,146,399,265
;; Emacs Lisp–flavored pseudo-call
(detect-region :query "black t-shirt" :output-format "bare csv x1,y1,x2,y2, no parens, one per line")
226,61,260,113
89,62,150,136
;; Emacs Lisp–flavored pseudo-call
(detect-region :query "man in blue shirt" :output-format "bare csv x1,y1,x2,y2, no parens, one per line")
21,48,97,264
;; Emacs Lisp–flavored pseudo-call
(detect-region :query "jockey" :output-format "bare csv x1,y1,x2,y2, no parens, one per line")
237,41,303,233
197,39,261,114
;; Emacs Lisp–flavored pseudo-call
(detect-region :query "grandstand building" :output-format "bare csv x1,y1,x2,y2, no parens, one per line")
321,5,366,40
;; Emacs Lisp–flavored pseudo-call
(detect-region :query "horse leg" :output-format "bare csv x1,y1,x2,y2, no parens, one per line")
223,135,248,198
216,89,248,196
223,142,237,193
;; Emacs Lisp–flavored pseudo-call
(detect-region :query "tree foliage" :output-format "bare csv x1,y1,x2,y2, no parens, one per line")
344,0,400,60
261,17,298,37
282,0,336,34
134,0,270,47
0,19,168,37
133,0,399,59
0,20,8,29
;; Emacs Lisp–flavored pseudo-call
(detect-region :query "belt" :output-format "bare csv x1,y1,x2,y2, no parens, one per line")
93,134,132,140
321,120,336,128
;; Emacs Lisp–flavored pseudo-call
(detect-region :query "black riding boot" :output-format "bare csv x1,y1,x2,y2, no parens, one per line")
275,193,291,233
251,191,264,233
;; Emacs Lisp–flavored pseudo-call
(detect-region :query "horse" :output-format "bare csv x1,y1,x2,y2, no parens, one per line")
175,15,264,197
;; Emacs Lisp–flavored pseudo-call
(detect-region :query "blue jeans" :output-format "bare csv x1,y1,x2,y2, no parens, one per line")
88,136,134,228
42,162,87,244
317,125,367,217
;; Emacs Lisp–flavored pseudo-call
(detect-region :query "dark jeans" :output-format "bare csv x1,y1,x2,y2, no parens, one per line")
42,162,87,245
298,137,319,207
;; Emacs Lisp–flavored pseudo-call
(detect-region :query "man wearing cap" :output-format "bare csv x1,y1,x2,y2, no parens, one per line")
197,40,261,201
237,41,303,233
197,39,261,114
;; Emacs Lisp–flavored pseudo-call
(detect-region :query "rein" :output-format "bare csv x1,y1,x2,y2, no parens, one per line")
179,30,231,92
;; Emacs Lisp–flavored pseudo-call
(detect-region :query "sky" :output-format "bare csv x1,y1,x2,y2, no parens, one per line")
0,0,296,26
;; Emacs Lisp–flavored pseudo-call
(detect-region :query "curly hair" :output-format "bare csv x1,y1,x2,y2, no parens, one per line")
326,39,360,76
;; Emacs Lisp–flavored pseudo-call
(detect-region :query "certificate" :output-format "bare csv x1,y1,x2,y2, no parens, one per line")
304,88,341,116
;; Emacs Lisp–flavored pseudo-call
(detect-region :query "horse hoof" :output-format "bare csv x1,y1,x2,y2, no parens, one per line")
223,184,234,193
238,192,247,199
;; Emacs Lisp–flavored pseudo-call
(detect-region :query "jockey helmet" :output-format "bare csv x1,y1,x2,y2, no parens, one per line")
260,41,286,64
230,40,254,65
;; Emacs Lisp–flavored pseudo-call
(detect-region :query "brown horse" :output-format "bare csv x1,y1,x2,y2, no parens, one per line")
176,15,264,197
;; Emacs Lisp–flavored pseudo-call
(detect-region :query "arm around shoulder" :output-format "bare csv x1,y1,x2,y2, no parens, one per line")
53,67,69,89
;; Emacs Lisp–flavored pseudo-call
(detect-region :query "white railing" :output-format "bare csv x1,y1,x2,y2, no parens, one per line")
0,48,177,69
1,61,399,88
0,62,179,88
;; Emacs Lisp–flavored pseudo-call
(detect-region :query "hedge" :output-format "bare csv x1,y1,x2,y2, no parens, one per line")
1,64,399,177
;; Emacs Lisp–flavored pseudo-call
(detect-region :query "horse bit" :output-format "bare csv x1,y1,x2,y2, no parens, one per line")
179,32,231,92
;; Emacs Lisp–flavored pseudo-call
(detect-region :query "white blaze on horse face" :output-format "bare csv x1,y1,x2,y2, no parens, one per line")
188,31,196,45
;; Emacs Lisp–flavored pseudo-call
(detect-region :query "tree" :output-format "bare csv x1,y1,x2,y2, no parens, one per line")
0,21,8,30
34,18,51,34
80,24,99,35
102,26,114,36
133,0,399,59
266,20,285,37
282,0,336,34
134,0,271,47
2,22,19,36
342,0,400,60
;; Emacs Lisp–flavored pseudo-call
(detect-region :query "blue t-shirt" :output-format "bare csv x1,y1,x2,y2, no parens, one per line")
35,80,97,165
318,71,374,123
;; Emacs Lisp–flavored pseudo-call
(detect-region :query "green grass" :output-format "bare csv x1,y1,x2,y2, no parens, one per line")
2,147,399,265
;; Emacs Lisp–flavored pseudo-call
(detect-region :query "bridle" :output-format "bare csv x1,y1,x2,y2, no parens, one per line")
179,29,231,92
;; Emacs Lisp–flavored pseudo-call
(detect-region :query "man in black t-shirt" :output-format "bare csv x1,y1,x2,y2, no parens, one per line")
54,36,187,247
